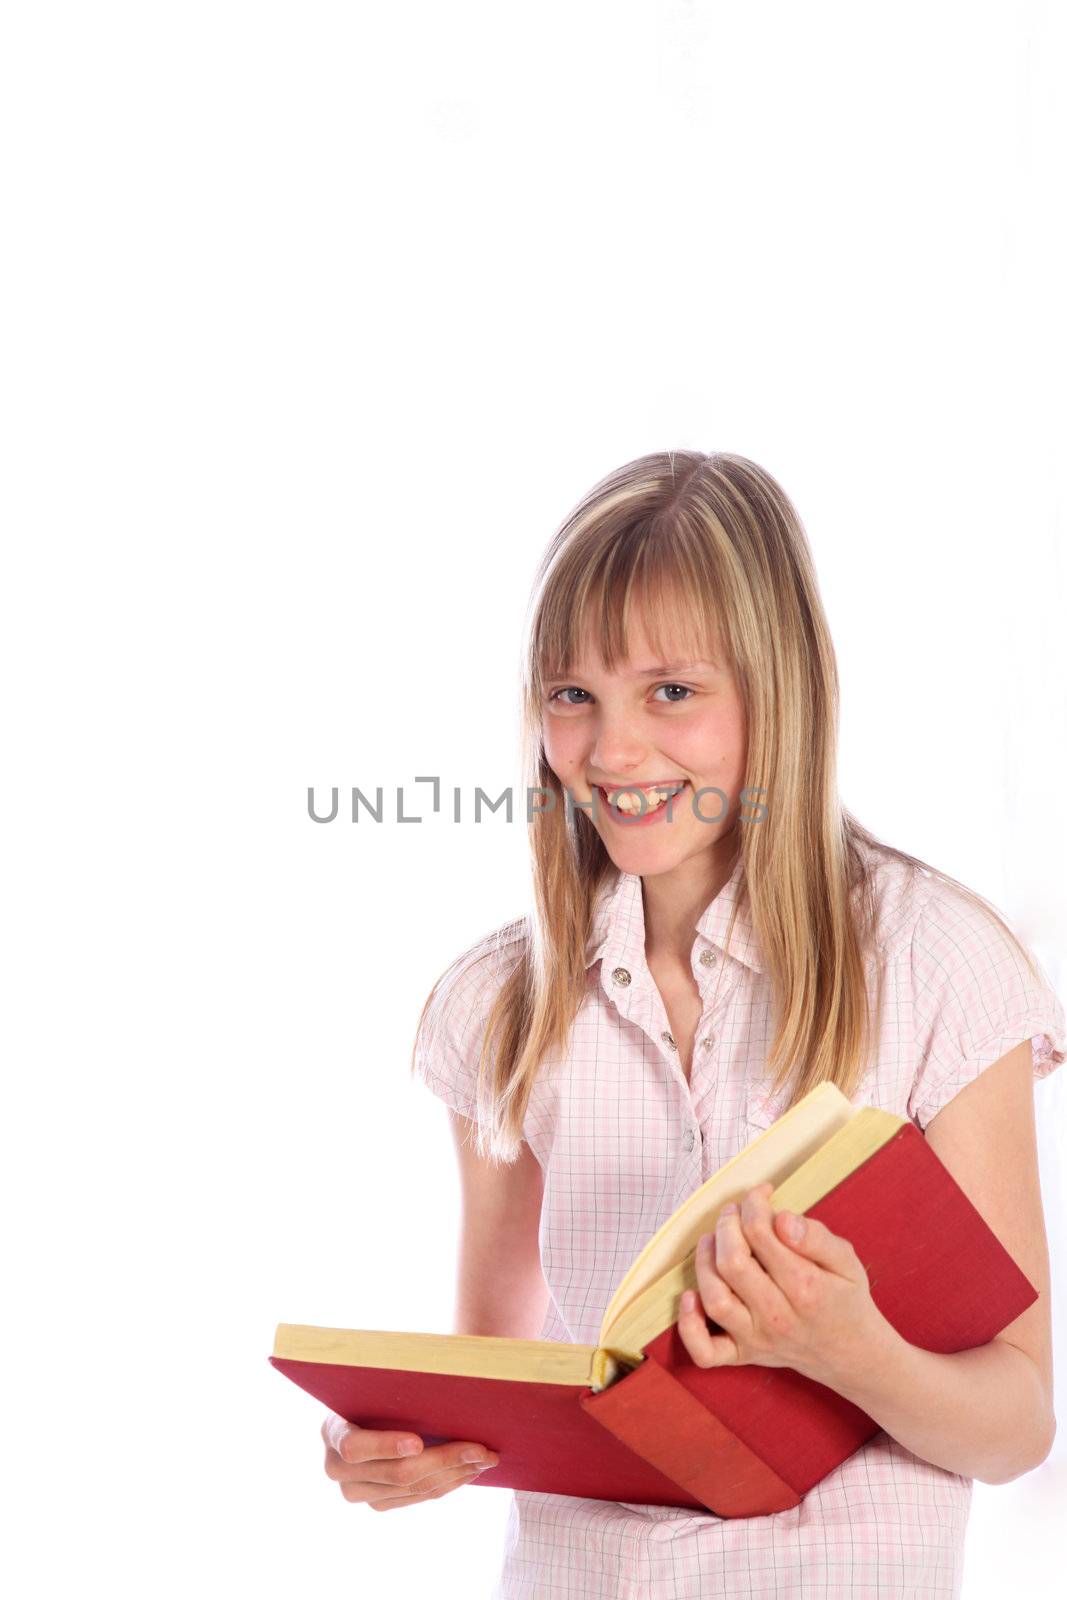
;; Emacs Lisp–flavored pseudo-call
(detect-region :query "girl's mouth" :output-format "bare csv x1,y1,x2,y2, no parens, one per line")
595,781,690,825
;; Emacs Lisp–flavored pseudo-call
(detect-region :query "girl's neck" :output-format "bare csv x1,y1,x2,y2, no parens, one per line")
640,841,739,969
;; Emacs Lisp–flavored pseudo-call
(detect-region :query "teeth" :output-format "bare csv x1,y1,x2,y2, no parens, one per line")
604,783,685,815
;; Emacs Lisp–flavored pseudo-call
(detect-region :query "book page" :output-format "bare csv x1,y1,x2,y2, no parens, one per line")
598,1082,857,1345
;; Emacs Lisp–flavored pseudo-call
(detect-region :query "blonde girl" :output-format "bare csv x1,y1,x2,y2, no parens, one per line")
322,451,1064,1599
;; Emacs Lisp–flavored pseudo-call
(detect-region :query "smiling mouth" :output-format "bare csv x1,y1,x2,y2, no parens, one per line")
596,781,689,816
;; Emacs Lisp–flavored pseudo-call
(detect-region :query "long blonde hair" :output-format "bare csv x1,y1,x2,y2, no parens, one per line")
411,450,1042,1163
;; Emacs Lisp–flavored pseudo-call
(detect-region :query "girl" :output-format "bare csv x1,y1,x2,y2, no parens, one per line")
322,451,1064,1598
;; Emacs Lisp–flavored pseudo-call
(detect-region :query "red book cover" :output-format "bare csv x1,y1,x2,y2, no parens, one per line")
270,1123,1036,1516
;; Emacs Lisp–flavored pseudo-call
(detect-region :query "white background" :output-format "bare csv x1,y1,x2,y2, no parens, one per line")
3,2,1065,1595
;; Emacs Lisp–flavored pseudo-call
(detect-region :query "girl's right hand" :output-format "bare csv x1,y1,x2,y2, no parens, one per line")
321,1414,501,1511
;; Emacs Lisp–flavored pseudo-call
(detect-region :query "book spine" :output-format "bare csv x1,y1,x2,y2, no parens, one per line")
578,1354,802,1517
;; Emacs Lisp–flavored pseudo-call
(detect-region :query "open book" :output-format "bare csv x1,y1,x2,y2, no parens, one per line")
270,1083,1037,1517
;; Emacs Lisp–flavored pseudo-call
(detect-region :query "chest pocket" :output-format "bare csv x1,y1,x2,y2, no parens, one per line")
744,1081,789,1135
744,1071,880,1144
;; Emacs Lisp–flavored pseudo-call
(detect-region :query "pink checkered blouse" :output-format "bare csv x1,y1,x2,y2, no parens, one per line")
413,838,1065,1598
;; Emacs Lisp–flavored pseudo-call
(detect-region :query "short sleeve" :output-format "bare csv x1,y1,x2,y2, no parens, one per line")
411,937,521,1125
907,886,1067,1132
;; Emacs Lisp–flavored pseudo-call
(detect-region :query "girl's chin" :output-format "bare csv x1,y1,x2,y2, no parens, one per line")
597,824,691,861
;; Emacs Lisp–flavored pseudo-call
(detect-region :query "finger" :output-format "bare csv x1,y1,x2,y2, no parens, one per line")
321,1414,425,1466
328,1439,499,1490
346,1463,485,1508
324,1446,424,1489
772,1208,862,1281
715,1194,799,1332
676,1286,740,1368
692,1228,751,1337
366,1468,484,1511
737,1185,819,1312
710,1201,767,1299
392,1443,499,1490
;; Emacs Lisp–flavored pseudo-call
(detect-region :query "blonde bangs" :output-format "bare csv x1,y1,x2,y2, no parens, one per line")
531,506,731,703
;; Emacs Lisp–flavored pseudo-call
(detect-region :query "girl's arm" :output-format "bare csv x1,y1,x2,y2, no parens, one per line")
447,1108,550,1340
816,1308,1052,1485
813,1039,1056,1484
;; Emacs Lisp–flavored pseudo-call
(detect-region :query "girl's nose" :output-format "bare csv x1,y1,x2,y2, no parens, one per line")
591,719,648,775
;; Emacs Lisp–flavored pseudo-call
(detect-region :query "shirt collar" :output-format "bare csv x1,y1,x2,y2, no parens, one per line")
585,852,764,978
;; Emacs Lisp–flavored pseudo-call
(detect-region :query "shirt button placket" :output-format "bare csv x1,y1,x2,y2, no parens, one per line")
695,946,724,1056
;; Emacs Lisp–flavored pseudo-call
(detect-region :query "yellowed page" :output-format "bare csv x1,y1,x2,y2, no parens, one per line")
600,1106,904,1365
273,1323,597,1386
597,1081,858,1343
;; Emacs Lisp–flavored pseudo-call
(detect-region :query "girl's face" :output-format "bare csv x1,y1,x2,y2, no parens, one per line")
540,609,748,879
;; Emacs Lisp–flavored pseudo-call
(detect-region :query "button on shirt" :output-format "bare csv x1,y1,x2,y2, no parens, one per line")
413,839,1066,1599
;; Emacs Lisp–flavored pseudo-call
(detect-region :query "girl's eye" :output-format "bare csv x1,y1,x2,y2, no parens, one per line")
546,684,694,707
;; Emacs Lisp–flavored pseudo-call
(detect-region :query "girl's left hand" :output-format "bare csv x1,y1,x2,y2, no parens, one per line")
676,1182,888,1387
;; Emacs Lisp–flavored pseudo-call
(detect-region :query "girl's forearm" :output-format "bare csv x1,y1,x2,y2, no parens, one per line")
812,1319,1055,1485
